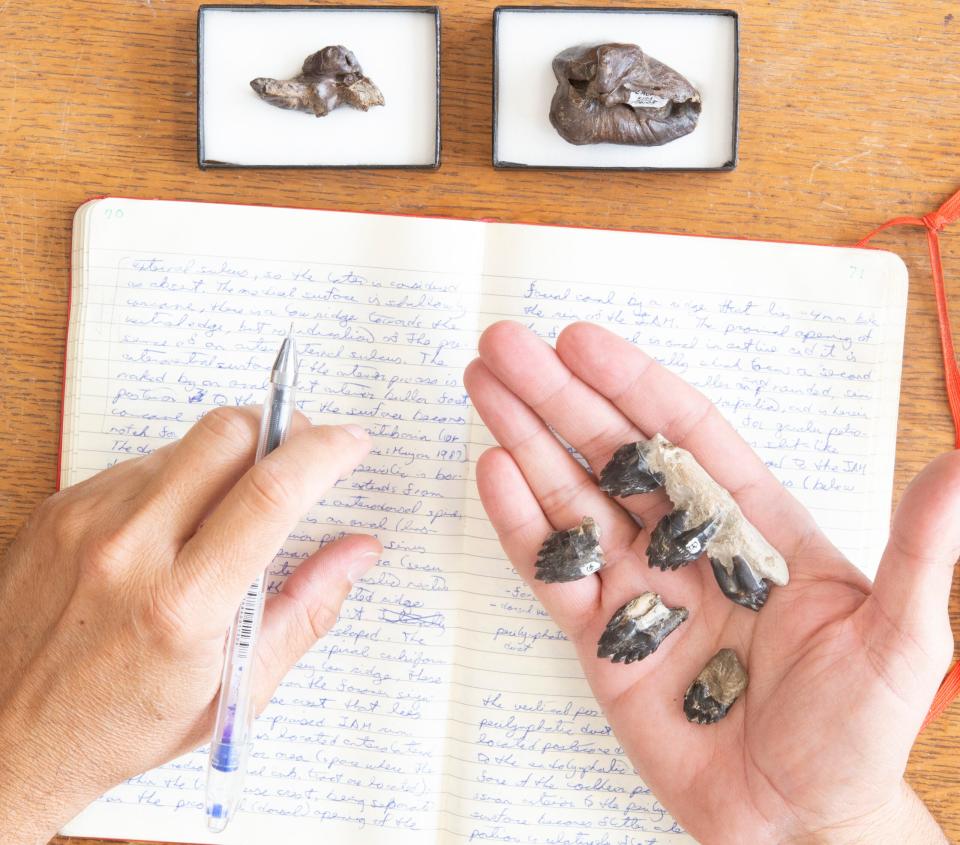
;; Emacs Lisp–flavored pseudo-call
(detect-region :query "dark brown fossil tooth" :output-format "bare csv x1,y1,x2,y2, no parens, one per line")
597,592,688,664
599,441,665,497
647,510,722,571
710,555,770,611
684,648,748,724
250,45,384,118
549,42,701,147
535,516,605,583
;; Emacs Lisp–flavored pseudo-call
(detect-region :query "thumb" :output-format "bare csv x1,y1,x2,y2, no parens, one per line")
869,451,960,667
252,533,381,712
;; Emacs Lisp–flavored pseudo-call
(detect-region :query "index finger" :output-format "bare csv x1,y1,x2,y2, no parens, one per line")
173,424,372,614
138,406,312,548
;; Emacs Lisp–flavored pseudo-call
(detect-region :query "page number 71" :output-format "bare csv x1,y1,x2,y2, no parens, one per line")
849,265,865,280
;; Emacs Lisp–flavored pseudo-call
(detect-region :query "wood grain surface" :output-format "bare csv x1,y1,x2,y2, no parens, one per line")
0,0,957,842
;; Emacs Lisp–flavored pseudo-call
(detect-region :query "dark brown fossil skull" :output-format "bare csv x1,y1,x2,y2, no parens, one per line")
549,43,701,147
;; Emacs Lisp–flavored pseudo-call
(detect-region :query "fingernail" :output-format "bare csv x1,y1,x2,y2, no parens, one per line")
347,550,380,584
343,424,369,440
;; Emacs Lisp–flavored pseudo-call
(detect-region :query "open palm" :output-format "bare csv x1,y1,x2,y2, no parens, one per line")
464,321,958,845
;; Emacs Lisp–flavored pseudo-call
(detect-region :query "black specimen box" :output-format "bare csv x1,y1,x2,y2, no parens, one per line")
493,7,739,170
198,5,441,169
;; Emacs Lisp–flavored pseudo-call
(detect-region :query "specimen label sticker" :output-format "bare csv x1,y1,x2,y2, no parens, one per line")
628,91,670,109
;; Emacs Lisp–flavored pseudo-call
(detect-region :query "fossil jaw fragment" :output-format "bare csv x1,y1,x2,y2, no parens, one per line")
535,516,605,583
597,592,688,664
683,648,748,724
599,435,788,610
250,45,384,118
549,43,701,147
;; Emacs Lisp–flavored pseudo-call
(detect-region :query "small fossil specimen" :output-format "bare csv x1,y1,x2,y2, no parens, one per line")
647,509,722,571
599,442,665,496
599,435,788,610
535,516,605,583
549,43,701,147
250,45,384,118
597,592,688,663
710,555,770,612
684,648,748,724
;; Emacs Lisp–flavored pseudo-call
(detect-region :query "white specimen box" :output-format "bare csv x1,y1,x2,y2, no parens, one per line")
494,7,739,170
198,5,441,168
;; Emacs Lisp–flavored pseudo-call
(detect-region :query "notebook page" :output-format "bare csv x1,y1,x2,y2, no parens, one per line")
58,199,907,845
480,221,907,574
433,224,906,845
63,198,489,844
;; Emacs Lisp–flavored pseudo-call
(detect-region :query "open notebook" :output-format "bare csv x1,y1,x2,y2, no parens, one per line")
62,198,908,845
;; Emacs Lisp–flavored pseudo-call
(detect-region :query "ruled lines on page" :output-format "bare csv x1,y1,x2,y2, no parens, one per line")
61,199,906,845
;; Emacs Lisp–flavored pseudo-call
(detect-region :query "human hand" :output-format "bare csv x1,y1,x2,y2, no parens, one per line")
0,407,380,845
465,321,958,845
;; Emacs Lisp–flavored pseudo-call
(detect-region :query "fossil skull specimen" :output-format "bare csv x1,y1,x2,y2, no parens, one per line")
250,45,384,118
549,43,701,147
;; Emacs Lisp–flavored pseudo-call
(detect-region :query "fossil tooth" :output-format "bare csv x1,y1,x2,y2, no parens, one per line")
647,510,722,571
250,45,384,118
597,592,688,663
599,442,665,496
535,516,605,583
683,648,748,724
549,43,701,147
710,555,770,612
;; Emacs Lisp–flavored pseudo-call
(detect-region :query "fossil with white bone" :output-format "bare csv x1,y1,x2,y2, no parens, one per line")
533,433,787,723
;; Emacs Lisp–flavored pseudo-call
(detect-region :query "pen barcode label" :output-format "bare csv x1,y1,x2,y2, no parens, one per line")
233,577,263,661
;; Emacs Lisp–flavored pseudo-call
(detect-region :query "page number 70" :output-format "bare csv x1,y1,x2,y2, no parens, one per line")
104,207,124,220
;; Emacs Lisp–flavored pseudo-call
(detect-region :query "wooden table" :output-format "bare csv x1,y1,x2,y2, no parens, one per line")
1,0,957,841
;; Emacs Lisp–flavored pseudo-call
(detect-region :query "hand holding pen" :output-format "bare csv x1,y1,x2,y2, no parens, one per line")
0,332,380,844
2,322,959,843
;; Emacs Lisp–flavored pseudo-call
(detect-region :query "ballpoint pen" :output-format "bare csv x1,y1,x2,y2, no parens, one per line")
205,326,298,832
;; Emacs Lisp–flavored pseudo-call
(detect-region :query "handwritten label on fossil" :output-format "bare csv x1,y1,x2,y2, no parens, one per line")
628,91,670,109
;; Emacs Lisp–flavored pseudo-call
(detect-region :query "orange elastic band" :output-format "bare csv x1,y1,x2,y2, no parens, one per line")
857,187,960,729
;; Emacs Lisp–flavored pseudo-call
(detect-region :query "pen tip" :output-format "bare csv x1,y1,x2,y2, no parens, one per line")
271,323,298,387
